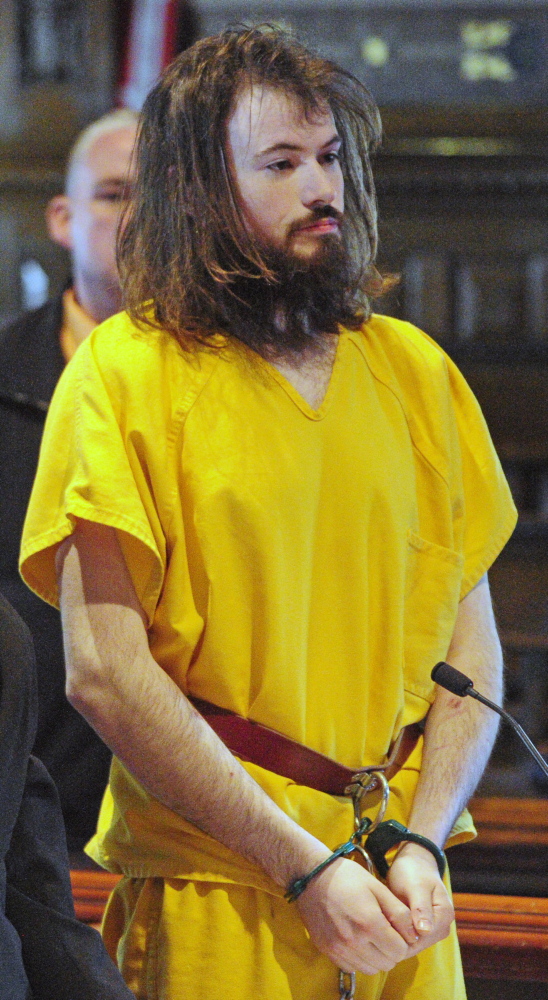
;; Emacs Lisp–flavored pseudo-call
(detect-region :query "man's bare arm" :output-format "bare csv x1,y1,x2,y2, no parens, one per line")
57,519,418,975
386,573,502,950
404,573,502,847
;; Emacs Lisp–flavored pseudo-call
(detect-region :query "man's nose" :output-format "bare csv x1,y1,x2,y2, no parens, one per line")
300,161,336,207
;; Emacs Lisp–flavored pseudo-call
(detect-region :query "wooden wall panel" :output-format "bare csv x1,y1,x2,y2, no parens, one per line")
196,2,548,126
0,0,116,325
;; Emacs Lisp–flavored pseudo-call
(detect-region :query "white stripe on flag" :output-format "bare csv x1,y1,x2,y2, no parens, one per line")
121,0,173,110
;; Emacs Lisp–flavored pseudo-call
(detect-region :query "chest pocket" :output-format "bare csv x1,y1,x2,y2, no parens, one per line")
403,530,464,704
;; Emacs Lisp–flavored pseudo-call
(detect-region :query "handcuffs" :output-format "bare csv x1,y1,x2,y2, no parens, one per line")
285,768,446,1000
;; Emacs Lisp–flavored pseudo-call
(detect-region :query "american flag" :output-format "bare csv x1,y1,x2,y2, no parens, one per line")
118,0,192,110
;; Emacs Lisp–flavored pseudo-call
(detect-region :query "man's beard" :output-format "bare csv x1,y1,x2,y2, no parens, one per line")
220,208,362,359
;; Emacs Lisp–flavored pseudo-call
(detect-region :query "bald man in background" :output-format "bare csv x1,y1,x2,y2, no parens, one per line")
0,109,137,860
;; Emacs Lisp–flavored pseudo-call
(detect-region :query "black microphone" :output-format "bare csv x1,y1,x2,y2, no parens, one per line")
432,661,548,780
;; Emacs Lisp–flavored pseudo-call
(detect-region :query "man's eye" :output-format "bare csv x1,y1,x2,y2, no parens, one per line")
95,185,132,203
267,160,292,172
323,152,341,164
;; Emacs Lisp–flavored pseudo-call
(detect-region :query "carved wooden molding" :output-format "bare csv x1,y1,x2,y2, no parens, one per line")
376,155,548,195
70,868,120,924
469,796,548,846
455,893,548,981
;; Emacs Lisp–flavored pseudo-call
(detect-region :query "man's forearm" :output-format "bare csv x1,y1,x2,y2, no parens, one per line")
57,522,332,890
405,574,502,848
381,574,502,952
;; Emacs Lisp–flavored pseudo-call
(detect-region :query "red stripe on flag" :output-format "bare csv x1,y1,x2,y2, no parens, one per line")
161,0,180,67
119,0,179,110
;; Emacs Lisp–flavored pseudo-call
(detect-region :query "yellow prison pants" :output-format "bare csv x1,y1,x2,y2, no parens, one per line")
102,874,467,1000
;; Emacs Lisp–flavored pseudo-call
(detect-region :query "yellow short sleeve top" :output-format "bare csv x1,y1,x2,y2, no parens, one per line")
20,312,516,886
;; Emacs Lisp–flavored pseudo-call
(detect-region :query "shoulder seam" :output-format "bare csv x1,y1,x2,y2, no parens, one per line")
164,351,224,534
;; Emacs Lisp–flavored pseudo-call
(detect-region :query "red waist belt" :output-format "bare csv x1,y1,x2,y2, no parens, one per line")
188,696,424,796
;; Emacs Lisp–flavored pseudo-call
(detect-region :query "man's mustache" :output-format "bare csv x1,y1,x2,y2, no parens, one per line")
288,206,344,235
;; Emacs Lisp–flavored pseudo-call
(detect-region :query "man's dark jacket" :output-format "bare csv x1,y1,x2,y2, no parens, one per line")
0,591,134,999
0,297,111,854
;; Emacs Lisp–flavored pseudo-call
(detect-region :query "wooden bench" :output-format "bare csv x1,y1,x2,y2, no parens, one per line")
468,797,548,848
450,797,548,899
70,869,548,983
456,893,548,981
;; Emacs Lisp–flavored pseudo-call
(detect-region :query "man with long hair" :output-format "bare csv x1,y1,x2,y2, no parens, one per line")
21,25,515,1000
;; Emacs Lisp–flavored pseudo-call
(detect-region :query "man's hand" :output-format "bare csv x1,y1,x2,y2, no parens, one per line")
295,857,419,975
385,842,454,956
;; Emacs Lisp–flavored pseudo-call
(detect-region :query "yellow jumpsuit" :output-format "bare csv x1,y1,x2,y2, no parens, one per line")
21,312,516,999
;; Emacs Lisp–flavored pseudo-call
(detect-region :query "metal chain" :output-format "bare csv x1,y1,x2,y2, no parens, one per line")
345,770,390,834
335,770,391,999
339,971,356,1000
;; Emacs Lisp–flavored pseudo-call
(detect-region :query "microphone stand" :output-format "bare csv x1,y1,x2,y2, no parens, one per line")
432,661,548,780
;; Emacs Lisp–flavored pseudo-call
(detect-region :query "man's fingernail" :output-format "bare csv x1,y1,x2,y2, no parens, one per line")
417,919,432,932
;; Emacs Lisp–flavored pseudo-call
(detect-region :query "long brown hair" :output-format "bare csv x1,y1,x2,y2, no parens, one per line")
119,24,386,349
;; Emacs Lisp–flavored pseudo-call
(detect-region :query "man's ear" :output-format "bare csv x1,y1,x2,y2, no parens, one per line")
46,195,73,250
